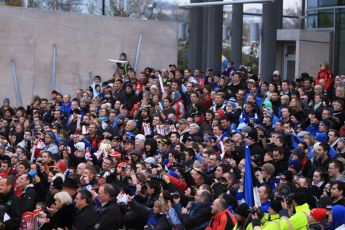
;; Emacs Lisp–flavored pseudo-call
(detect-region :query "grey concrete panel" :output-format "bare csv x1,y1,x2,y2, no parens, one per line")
0,6,178,105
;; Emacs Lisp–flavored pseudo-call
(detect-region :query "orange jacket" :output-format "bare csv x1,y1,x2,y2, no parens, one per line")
206,209,236,230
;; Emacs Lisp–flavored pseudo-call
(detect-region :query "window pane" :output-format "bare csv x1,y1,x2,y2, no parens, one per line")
318,10,334,28
307,13,317,28
307,0,318,8
319,0,337,7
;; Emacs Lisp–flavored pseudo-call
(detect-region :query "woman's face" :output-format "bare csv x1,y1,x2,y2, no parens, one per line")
269,84,275,92
55,198,62,209
313,171,322,184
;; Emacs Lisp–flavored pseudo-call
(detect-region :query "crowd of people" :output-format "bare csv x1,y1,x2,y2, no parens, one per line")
0,57,345,230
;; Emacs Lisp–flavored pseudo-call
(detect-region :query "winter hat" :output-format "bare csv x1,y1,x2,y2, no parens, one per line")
117,114,126,121
3,98,9,105
216,109,225,118
45,131,55,140
263,108,273,117
288,159,302,172
80,97,87,103
262,100,272,109
260,163,275,175
270,200,283,214
56,161,67,172
320,119,331,130
236,203,249,219
310,208,327,222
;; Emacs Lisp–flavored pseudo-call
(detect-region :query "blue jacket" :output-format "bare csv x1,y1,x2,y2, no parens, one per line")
332,205,345,229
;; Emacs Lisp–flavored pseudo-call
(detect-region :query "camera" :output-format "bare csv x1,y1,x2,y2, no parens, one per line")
248,207,259,213
150,174,163,182
171,192,180,199
276,193,294,204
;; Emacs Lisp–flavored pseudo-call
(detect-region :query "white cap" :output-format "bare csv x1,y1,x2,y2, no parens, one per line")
135,134,146,143
273,70,280,76
144,157,156,164
74,142,85,152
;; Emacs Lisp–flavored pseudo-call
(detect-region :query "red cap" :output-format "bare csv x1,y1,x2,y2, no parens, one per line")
310,208,327,222
117,162,129,169
110,151,121,158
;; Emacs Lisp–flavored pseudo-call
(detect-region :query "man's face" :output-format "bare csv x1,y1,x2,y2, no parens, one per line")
328,163,337,177
74,193,85,209
281,108,289,118
209,155,218,167
258,186,267,201
273,151,284,161
215,166,223,179
41,153,51,164
1,163,9,173
215,95,223,105
221,119,230,130
170,134,179,144
211,199,221,215
331,184,343,199
16,164,27,175
0,179,11,194
102,159,112,171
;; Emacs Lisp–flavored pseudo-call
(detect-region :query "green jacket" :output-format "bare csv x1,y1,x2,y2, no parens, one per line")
280,203,310,230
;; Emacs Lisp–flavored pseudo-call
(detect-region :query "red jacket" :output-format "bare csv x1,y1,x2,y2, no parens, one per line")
316,69,332,90
206,209,236,230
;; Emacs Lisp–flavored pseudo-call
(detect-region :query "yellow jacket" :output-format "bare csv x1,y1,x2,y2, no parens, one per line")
280,203,310,230
253,213,280,230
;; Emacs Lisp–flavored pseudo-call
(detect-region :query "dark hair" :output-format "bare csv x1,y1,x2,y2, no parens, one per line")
102,183,116,197
78,189,93,204
18,161,30,170
329,160,344,173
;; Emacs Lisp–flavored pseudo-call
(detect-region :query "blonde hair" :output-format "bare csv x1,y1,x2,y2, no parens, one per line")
154,199,168,213
54,191,72,207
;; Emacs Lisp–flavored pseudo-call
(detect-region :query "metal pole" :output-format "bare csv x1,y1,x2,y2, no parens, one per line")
51,45,57,91
189,0,204,71
133,32,143,73
102,0,105,15
231,3,243,67
260,0,278,82
10,60,22,107
89,71,93,86
206,0,223,71
179,0,273,8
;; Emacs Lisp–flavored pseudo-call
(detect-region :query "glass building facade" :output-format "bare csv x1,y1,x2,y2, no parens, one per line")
307,0,345,74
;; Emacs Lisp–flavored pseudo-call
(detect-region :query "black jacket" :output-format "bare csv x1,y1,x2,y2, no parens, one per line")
0,191,22,230
124,200,151,229
180,201,211,229
73,204,99,230
21,185,39,212
41,203,76,230
96,199,122,230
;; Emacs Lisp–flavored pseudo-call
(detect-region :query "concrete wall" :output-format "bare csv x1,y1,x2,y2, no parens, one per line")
277,29,331,78
0,6,178,106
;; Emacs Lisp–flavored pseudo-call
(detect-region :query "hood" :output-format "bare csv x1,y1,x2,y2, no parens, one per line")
332,205,345,229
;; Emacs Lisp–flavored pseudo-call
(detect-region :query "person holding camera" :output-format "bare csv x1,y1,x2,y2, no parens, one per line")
251,200,282,230
279,188,311,230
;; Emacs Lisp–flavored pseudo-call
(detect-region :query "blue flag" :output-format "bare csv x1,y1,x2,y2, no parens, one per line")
244,144,253,207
